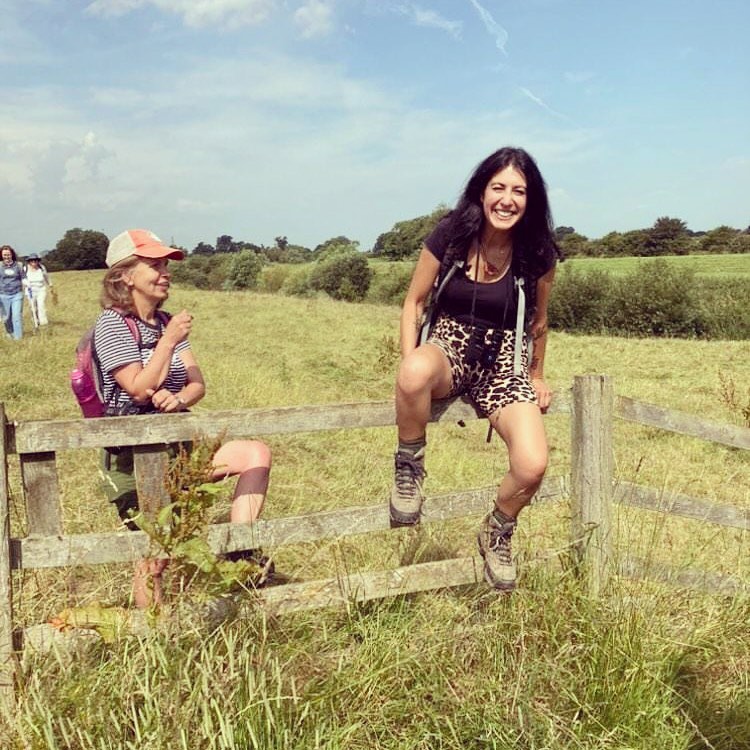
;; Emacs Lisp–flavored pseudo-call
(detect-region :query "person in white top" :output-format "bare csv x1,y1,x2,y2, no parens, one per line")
23,253,53,326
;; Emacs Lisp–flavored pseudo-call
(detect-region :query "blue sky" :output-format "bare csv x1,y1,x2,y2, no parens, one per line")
2,0,748,254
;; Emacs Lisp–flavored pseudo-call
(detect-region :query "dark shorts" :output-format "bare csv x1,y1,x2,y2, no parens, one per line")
99,442,191,529
427,313,537,417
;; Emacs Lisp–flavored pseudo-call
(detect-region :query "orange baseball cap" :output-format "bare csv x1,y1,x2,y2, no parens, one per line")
106,229,186,267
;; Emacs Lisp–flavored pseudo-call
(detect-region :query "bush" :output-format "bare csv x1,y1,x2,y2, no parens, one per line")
549,266,613,334
171,254,232,290
608,260,704,337
258,264,294,293
549,260,750,340
309,252,372,302
695,277,750,339
366,262,413,306
280,265,314,297
223,250,264,290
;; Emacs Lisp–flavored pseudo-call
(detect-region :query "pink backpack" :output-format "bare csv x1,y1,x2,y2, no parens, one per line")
70,309,168,418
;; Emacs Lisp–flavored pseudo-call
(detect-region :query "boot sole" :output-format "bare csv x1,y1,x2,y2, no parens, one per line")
389,503,422,527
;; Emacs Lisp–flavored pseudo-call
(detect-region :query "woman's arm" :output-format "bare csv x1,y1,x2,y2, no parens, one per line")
528,266,556,410
112,311,194,402
400,247,441,358
148,350,206,412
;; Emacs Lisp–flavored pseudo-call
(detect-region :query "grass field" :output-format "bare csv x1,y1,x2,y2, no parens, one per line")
564,253,750,278
0,270,748,748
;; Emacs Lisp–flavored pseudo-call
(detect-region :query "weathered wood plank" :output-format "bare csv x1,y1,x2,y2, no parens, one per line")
616,396,750,450
20,452,62,536
133,446,170,518
9,396,570,455
615,481,750,531
13,476,568,569
619,555,747,596
571,375,614,596
0,404,16,707
248,555,485,616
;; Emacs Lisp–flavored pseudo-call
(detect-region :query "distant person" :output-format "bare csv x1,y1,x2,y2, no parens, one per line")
0,244,26,340
95,229,273,607
390,147,561,592
23,253,53,328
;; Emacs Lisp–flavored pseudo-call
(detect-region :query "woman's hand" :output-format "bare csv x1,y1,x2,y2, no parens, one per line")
147,388,186,413
532,377,552,413
162,309,193,346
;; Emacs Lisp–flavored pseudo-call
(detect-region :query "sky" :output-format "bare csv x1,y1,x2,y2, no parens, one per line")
1,0,749,254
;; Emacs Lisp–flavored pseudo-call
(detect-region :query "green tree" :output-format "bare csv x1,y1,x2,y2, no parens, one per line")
192,242,215,255
557,231,590,257
223,250,264,290
372,205,448,259
644,216,689,255
313,236,357,258
216,235,242,254
43,228,108,270
699,225,739,254
309,251,372,301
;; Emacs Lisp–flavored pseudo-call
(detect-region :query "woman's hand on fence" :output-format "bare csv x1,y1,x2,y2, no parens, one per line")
532,377,552,413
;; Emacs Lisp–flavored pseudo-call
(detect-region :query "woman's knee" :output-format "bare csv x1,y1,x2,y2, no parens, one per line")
396,349,444,397
213,440,272,477
510,450,548,488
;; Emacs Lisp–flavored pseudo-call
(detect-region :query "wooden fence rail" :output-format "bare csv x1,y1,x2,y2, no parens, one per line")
1,374,748,708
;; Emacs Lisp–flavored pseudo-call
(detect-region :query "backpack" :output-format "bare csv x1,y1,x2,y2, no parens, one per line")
71,308,169,418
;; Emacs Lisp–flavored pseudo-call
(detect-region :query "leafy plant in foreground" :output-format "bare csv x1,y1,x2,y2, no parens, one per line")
133,438,267,600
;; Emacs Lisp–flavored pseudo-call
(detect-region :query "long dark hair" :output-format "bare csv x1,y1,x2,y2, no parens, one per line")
1,245,18,264
443,147,561,282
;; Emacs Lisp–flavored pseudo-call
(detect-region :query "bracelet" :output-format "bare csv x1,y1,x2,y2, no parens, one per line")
175,395,187,408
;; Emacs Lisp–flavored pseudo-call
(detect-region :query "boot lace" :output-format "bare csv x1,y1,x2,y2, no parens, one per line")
394,452,426,499
488,520,515,565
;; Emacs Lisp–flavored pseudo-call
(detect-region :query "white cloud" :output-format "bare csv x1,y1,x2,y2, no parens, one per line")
392,3,462,38
467,0,507,54
518,86,570,122
86,0,277,28
294,0,335,39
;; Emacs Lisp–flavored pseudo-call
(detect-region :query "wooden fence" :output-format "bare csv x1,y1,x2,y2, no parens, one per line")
1,374,748,706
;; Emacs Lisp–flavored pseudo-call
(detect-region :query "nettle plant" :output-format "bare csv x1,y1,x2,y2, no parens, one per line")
133,437,267,600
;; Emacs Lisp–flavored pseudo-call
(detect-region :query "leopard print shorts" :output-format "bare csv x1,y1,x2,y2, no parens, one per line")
427,313,537,417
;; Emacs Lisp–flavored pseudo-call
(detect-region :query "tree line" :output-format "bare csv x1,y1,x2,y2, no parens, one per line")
37,213,749,273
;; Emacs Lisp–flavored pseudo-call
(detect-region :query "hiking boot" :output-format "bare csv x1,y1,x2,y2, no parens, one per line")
223,548,275,587
477,512,517,591
389,448,426,526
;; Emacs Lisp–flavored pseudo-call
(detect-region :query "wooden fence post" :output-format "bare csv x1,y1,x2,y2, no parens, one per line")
570,375,614,596
0,404,17,708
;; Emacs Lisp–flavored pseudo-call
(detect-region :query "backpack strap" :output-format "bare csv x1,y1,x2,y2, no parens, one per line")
513,277,527,377
91,308,142,408
418,256,464,346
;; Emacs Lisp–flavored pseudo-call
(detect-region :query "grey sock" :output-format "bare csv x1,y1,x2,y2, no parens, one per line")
492,508,515,525
398,436,426,456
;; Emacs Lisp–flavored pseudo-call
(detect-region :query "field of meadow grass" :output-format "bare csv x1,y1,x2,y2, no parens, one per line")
0,269,748,748
564,252,750,278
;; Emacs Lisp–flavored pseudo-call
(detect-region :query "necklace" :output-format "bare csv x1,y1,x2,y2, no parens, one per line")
479,241,511,279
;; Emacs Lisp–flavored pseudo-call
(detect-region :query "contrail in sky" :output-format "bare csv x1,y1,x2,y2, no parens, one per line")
467,0,508,54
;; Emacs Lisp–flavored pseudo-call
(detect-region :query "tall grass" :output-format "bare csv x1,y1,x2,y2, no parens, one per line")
565,253,750,278
0,271,748,748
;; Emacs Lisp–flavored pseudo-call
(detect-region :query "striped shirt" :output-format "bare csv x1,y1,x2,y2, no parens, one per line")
93,308,191,414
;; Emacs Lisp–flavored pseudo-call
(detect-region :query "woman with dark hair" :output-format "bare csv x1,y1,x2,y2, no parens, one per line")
0,244,26,340
95,229,273,607
390,147,561,592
